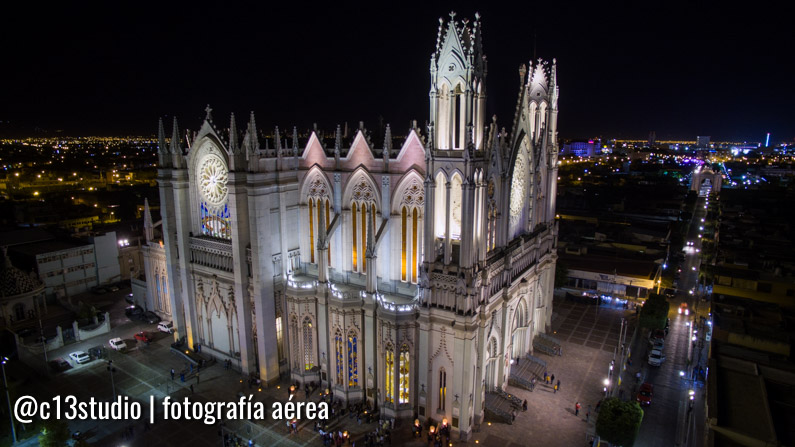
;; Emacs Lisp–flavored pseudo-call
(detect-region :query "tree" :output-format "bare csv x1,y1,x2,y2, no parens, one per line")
38,419,71,447
554,260,569,289
596,397,644,446
638,293,669,330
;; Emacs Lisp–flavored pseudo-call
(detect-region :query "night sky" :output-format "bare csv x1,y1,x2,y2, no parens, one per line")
1,2,792,142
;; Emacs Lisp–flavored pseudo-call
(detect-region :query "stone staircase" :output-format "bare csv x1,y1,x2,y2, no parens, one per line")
508,354,547,391
533,333,562,356
484,388,523,425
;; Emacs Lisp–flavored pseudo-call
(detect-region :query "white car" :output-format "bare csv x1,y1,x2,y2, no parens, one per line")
109,338,127,351
157,321,173,334
648,349,666,366
69,351,91,364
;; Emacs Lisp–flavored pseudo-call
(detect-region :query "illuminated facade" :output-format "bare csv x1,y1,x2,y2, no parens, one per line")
152,13,559,438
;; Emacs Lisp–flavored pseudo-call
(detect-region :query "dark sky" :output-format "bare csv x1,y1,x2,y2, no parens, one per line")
1,2,792,142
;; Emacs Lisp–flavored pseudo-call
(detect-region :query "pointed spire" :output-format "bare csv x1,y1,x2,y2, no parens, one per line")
247,111,259,151
292,126,299,156
383,124,392,169
228,113,238,153
143,198,154,242
334,124,342,168
169,117,181,155
274,126,282,151
158,118,166,154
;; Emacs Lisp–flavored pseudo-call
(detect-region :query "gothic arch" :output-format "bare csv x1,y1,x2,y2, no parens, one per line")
299,165,333,204
390,170,425,215
342,167,381,212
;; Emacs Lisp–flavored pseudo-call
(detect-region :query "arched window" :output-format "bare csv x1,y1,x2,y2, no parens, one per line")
487,178,497,251
399,177,424,283
450,173,463,239
306,176,331,265
290,316,300,371
399,344,410,404
302,317,314,370
350,178,377,273
348,330,358,387
438,368,447,411
437,83,450,149
335,330,344,385
385,343,395,403
434,172,447,238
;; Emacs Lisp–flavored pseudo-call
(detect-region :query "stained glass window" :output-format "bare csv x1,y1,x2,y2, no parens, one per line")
335,331,344,385
399,344,410,404
303,317,314,370
385,345,394,403
200,201,231,239
348,331,358,387
439,368,447,411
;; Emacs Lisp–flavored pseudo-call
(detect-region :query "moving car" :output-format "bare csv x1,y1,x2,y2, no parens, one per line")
134,331,153,343
636,383,653,406
69,351,91,364
109,337,127,351
648,349,666,366
143,311,161,324
678,302,688,315
157,321,173,334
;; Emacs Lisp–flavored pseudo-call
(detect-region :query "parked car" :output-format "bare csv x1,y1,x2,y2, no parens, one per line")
648,329,665,343
125,293,135,305
95,311,106,322
157,321,174,334
109,338,127,351
88,346,105,359
125,305,144,320
69,351,91,364
143,311,161,324
648,349,666,366
636,383,654,406
50,357,70,372
134,331,153,343
648,338,664,351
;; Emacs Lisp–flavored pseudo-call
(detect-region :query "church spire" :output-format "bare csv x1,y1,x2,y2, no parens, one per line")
205,104,213,122
292,126,299,170
143,198,154,243
334,124,342,169
383,124,392,170
170,117,184,168
157,118,171,168
247,111,259,151
228,113,238,153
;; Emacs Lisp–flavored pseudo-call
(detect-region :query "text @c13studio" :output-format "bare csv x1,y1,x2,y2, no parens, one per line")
13,394,328,425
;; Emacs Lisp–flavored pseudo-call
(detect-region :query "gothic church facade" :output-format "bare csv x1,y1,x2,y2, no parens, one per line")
144,13,559,438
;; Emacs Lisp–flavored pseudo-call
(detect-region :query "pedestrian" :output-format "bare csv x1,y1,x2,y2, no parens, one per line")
554,384,558,393
522,399,528,412
586,410,590,423
557,379,561,390
190,384,194,393
575,402,581,416
170,368,175,380
550,374,555,384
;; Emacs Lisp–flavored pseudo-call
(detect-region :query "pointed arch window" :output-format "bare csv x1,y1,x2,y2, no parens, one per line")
438,368,447,411
290,316,300,371
302,317,314,370
399,344,410,404
350,177,376,274
385,343,395,403
335,330,344,385
348,330,358,387
306,176,331,265
399,178,424,283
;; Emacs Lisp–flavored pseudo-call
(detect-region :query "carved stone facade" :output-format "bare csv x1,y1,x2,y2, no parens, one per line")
150,13,558,440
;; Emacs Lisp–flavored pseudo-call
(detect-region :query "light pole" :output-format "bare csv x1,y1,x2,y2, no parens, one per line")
38,317,48,374
1,357,17,443
107,360,117,400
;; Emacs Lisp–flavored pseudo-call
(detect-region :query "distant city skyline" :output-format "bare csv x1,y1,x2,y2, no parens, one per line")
1,3,792,141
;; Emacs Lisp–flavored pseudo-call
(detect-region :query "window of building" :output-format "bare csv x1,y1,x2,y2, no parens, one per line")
302,317,314,370
399,344,410,404
438,368,447,411
276,316,284,361
348,330,358,387
335,330,344,385
385,344,394,403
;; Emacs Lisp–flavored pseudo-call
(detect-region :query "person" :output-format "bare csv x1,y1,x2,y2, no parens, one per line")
575,402,581,416
522,399,528,411
586,410,590,423
550,374,555,384
554,384,558,393
557,379,561,390
190,384,194,394
170,368,175,380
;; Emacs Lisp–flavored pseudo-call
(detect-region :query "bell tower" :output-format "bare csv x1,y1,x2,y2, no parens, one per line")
429,11,487,151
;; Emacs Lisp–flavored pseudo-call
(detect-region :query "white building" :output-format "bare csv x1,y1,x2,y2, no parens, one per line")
146,13,559,438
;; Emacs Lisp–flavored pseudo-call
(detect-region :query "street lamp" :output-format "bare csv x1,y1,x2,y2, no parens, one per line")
1,357,16,443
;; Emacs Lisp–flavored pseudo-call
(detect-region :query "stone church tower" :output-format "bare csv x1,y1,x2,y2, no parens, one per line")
146,12,559,439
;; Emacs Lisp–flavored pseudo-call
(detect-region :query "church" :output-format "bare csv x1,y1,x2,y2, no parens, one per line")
141,12,559,438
